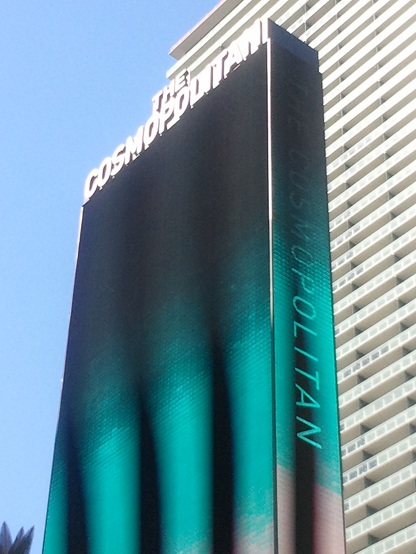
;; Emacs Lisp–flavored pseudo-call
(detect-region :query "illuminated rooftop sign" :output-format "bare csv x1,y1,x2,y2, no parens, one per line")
84,19,267,201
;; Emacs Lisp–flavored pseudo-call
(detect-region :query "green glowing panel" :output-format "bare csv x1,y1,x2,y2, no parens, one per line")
44,42,274,554
44,21,345,554
268,24,345,552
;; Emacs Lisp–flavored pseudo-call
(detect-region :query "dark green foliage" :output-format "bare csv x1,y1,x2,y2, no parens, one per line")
0,523,33,554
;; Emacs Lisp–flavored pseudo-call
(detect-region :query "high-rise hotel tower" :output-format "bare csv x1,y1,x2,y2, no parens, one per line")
43,1,416,553
167,0,416,552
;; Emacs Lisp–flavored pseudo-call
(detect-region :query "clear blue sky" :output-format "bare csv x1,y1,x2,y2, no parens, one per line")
0,1,215,552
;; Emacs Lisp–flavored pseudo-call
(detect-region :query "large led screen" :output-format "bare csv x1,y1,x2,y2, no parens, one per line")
43,22,345,554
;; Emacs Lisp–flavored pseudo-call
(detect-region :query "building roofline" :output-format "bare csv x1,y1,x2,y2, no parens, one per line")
169,0,242,60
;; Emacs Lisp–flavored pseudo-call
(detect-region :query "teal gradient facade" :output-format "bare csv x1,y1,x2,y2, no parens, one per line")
44,23,344,553
268,25,344,552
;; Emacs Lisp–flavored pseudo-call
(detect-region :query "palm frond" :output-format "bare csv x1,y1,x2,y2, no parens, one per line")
0,523,12,554
0,524,33,554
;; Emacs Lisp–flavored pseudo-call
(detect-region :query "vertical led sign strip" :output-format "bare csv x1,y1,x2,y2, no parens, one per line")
43,20,345,554
268,24,345,553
